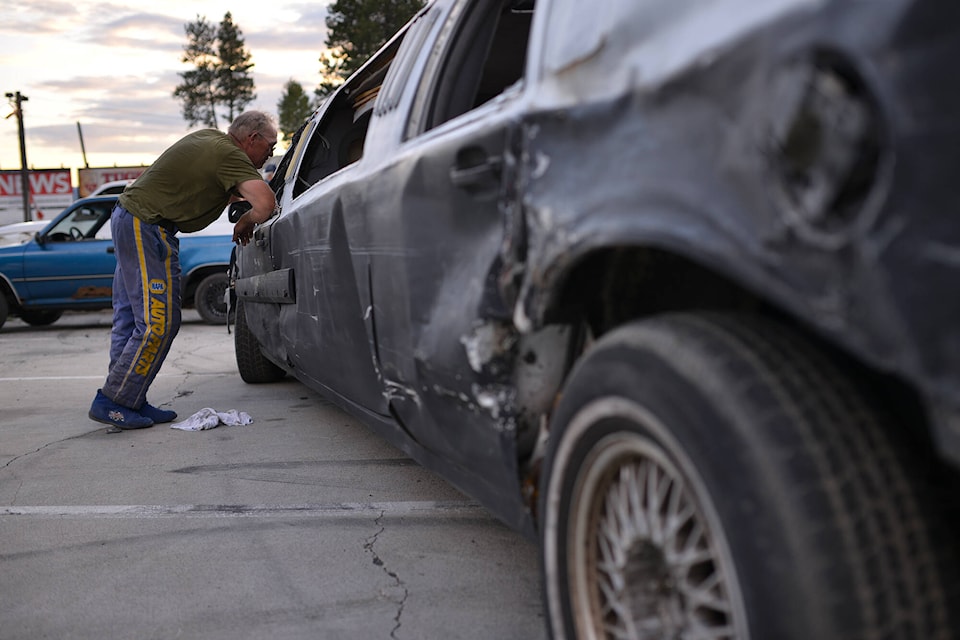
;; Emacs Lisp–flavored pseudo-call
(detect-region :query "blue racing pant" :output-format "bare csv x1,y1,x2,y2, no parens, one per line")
102,205,181,409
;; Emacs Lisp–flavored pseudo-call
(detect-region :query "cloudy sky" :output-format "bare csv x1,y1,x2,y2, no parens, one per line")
0,1,330,179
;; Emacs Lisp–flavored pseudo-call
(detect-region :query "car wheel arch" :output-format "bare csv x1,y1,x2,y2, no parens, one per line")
187,267,231,325
0,278,22,329
524,242,763,335
183,264,230,297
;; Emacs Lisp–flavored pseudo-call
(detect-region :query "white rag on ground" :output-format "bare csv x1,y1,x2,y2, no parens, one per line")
170,408,253,431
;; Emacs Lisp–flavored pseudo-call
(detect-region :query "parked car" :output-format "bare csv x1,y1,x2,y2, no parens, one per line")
233,1,960,638
88,179,135,196
0,220,48,247
0,196,234,329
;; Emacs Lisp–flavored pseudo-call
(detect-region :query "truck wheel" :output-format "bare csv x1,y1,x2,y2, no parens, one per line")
0,295,8,330
540,313,957,640
194,272,229,325
234,297,285,383
19,309,63,326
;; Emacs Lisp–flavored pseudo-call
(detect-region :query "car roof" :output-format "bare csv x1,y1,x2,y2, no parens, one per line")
89,179,135,196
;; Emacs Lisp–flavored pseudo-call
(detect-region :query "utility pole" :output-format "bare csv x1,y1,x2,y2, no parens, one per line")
77,121,89,168
5,91,30,222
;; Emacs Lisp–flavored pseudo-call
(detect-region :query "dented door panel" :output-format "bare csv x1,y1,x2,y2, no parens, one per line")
365,112,523,477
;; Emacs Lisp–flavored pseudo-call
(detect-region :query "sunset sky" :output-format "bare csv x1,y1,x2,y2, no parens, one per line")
0,1,331,181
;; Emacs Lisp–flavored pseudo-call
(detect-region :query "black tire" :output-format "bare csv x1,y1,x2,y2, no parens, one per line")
539,313,958,640
0,294,8,330
234,297,285,383
194,272,229,325
19,309,63,326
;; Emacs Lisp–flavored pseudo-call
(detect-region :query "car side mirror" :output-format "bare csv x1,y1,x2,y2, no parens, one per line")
228,201,252,223
34,231,46,246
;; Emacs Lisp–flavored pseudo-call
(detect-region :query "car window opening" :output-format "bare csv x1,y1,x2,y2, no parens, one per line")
423,0,533,133
293,41,404,199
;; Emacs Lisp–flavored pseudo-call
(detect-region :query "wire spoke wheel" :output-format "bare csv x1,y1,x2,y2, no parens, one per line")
568,422,745,640
540,313,958,640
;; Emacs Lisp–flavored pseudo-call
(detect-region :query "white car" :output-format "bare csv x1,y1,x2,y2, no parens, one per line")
88,179,135,196
0,220,48,247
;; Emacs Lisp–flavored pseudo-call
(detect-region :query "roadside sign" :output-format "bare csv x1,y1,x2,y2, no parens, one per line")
0,168,72,223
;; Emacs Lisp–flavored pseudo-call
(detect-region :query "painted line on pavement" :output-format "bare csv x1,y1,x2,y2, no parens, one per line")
1,501,487,519
0,372,234,382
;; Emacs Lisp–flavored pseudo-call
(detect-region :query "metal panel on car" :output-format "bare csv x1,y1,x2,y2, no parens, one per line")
235,269,296,304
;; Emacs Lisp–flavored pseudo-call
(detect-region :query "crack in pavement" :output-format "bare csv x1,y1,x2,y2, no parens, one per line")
3,429,101,505
9,477,23,504
2,429,100,470
363,510,409,639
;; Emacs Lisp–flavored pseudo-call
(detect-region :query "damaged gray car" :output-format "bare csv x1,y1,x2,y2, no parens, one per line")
233,0,960,637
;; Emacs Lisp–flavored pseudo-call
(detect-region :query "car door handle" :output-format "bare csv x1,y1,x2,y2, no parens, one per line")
450,153,502,190
107,246,115,254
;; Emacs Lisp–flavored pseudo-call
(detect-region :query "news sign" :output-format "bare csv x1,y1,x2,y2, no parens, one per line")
0,168,72,222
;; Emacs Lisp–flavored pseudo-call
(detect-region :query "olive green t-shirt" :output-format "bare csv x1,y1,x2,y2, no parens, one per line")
119,129,263,233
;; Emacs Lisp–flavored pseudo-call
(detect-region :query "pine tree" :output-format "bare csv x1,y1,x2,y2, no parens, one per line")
216,12,256,122
173,15,219,127
277,80,313,145
174,12,256,127
316,0,424,100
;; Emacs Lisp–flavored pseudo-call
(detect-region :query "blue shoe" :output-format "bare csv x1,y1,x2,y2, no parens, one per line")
88,390,154,429
140,402,177,424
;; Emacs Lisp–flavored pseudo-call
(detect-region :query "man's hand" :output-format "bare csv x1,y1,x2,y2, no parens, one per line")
233,213,257,246
231,179,277,246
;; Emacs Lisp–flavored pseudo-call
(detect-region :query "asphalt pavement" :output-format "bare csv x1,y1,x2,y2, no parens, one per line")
0,309,546,640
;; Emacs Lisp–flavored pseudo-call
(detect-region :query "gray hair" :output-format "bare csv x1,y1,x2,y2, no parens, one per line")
228,111,276,138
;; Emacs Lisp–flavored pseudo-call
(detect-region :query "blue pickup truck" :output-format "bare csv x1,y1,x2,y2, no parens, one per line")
0,196,233,329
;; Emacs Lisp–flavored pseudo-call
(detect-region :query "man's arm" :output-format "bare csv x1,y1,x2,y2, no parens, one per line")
232,179,277,245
